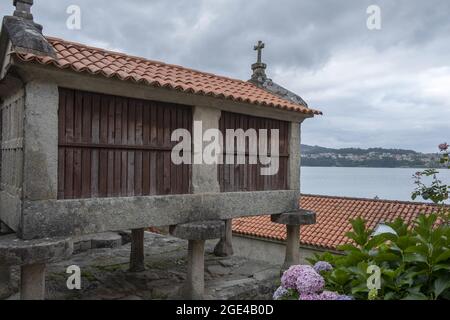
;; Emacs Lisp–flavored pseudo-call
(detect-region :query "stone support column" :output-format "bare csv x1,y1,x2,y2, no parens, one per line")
0,265,11,299
170,220,225,300
129,228,145,272
186,240,205,300
284,225,301,270
271,210,316,273
214,219,234,257
0,234,73,300
20,263,46,300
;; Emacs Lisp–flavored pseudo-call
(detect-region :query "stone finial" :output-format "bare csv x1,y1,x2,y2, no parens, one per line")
13,0,34,20
251,40,267,81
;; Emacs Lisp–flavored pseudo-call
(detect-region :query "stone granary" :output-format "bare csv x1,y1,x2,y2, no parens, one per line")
0,1,321,300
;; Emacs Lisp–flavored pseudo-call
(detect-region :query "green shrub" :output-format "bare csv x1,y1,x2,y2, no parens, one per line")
308,214,450,300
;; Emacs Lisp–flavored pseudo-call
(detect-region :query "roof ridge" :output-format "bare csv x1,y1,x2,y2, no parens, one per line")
45,36,255,86
301,193,448,208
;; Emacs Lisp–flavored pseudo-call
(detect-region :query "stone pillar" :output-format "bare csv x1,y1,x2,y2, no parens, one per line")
20,263,46,300
170,220,225,300
0,234,73,300
284,225,300,270
21,81,59,239
129,228,145,272
185,240,205,300
0,265,11,299
271,210,316,272
191,106,221,194
288,122,301,193
214,219,234,257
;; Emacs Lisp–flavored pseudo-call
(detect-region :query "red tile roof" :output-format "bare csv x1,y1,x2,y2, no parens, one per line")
232,194,446,250
13,37,322,116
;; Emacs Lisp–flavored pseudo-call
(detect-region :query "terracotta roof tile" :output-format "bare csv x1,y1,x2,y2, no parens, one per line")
13,37,321,116
232,194,447,250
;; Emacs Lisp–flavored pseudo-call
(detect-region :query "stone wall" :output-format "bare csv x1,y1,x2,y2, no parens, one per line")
232,234,328,265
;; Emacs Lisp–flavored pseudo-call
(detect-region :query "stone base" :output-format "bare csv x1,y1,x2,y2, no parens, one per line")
0,234,73,300
214,219,234,257
0,266,12,299
170,221,225,300
73,232,123,253
129,229,145,272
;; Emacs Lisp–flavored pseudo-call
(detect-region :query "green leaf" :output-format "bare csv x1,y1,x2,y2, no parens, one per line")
374,253,401,263
404,253,428,264
402,292,429,300
432,264,450,272
433,278,450,299
435,249,450,263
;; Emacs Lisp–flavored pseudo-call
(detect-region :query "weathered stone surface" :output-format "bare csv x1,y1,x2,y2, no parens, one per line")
20,263,45,300
0,266,12,299
282,225,301,272
214,219,234,257
183,240,205,300
170,221,225,241
91,233,122,250
21,190,298,239
2,16,55,57
3,232,279,300
191,105,221,194
271,209,316,226
129,229,145,272
0,234,73,266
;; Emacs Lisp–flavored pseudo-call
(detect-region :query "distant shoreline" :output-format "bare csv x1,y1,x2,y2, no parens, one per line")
301,165,448,170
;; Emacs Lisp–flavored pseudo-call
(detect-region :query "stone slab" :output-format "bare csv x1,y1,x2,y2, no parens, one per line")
170,221,225,240
271,209,316,226
0,234,73,266
21,190,298,239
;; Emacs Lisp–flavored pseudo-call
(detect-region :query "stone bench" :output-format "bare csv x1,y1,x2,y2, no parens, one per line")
0,234,73,300
271,209,316,271
170,220,225,300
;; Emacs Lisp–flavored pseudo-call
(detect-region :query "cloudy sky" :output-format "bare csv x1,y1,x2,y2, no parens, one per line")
2,0,449,152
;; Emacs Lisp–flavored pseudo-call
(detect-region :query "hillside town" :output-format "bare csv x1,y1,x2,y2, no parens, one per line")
301,145,439,168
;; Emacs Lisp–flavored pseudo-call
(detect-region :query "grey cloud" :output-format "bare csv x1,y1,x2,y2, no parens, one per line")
1,0,449,152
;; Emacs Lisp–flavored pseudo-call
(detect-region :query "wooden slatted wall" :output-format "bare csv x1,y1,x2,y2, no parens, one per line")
219,111,289,192
58,88,192,199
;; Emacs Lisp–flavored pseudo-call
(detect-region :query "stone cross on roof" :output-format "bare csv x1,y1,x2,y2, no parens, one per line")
254,40,265,64
250,40,268,82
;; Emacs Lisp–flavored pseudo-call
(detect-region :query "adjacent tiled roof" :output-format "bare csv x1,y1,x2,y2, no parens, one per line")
13,37,322,116
233,194,446,250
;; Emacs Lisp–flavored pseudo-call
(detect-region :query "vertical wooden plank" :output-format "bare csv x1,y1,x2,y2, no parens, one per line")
91,93,100,197
57,89,66,199
149,102,157,195
120,98,128,197
163,107,171,194
63,89,74,198
98,94,109,197
127,99,136,196
142,102,150,195
106,96,115,197
81,92,92,198
113,97,122,196
171,107,178,193
73,91,83,198
135,100,143,196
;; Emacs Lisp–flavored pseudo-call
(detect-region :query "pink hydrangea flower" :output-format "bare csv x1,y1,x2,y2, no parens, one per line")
295,266,325,294
281,265,313,289
299,293,322,300
313,261,333,273
319,291,341,300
